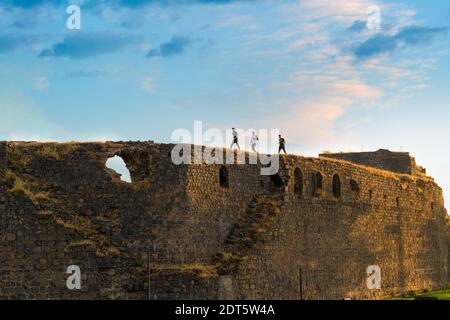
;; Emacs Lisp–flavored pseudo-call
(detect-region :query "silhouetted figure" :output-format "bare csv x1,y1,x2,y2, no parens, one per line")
278,134,286,154
230,128,240,150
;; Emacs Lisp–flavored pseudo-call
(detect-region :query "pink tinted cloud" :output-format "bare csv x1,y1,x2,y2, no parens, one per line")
263,97,351,146
331,80,382,98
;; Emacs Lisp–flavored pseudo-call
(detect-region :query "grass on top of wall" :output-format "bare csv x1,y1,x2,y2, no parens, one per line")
388,288,450,300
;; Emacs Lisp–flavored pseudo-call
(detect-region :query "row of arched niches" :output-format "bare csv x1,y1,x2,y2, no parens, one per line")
218,165,436,210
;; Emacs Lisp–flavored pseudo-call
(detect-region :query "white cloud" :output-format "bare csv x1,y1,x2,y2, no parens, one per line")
244,0,444,152
140,76,156,93
32,76,49,92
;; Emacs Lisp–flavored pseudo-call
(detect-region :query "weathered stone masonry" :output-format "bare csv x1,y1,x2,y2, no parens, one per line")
319,149,426,176
0,141,448,299
0,142,6,177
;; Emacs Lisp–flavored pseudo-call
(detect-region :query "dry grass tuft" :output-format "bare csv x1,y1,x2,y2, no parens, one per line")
7,171,50,205
151,263,218,278
36,143,80,160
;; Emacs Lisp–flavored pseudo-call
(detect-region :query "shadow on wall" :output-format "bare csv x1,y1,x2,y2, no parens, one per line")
413,217,448,291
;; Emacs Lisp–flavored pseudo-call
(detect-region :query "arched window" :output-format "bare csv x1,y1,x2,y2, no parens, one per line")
332,174,341,198
312,172,323,197
219,166,229,188
294,168,303,195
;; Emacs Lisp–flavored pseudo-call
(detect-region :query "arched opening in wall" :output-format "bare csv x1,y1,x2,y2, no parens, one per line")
270,173,285,189
369,190,373,199
332,174,341,199
350,179,360,198
431,202,434,211
396,197,400,207
311,172,323,197
219,166,229,189
105,156,132,183
294,168,303,195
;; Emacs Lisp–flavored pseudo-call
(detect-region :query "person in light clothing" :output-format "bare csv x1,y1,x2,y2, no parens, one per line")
250,131,259,152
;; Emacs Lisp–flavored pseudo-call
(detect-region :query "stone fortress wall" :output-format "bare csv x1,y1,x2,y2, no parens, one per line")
0,141,448,299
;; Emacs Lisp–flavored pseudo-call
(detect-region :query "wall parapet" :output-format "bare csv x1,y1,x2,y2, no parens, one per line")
319,149,426,176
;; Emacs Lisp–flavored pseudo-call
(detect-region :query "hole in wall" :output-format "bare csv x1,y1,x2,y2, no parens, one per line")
369,190,373,199
311,172,323,197
350,179,360,197
270,173,285,188
396,197,400,207
219,166,229,189
294,168,303,195
105,155,132,183
431,202,434,210
332,174,341,198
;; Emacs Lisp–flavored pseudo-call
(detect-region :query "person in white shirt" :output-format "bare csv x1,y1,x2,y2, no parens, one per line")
250,131,259,152
230,128,240,150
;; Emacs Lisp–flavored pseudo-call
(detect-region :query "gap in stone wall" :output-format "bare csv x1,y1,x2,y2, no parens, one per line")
105,155,132,183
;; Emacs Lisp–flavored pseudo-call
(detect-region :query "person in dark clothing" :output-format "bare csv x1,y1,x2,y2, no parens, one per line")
278,134,287,154
230,128,240,150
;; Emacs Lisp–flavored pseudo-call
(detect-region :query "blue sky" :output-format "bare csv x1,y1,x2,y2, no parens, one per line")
0,0,450,204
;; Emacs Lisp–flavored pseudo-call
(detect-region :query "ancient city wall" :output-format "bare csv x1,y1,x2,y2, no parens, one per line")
151,147,448,300
229,156,447,299
0,142,146,298
0,141,189,299
0,141,448,299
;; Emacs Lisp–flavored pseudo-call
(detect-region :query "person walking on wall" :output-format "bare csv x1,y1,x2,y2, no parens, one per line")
230,128,240,150
250,131,259,153
278,134,287,154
